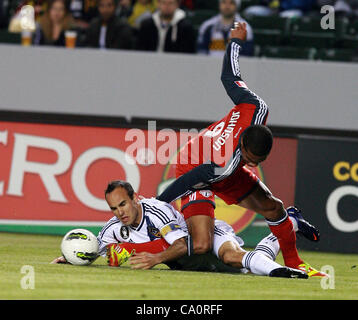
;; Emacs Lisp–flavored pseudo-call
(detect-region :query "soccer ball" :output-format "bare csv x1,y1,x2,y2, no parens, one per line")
61,228,99,266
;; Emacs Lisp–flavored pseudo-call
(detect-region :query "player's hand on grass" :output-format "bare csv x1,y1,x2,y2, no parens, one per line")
128,252,161,270
106,243,135,267
50,256,67,264
230,21,247,41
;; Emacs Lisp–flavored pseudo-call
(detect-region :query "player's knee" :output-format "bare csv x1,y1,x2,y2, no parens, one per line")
260,196,284,221
193,239,212,255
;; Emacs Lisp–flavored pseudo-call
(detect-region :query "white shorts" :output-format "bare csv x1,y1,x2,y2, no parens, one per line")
212,219,245,258
169,219,246,273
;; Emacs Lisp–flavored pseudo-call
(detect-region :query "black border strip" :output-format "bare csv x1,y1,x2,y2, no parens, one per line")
0,110,357,139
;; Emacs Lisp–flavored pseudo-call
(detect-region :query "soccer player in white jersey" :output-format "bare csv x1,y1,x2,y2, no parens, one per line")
99,180,308,278
52,180,311,278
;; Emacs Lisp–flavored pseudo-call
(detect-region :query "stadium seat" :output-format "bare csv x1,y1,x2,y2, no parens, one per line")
260,45,317,60
337,37,358,50
317,48,356,62
247,16,292,46
290,32,336,49
289,17,349,49
240,0,263,11
336,20,358,50
186,9,218,30
193,0,219,10
345,20,358,37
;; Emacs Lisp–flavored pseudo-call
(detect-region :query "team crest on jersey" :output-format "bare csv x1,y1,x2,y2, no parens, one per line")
120,226,130,239
147,226,161,238
199,190,213,198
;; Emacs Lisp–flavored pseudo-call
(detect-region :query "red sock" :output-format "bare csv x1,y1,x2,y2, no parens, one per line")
269,217,303,268
120,238,170,254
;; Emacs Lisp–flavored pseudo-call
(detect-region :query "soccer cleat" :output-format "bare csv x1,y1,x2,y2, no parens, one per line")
107,243,135,267
269,267,308,279
287,206,320,242
296,262,329,278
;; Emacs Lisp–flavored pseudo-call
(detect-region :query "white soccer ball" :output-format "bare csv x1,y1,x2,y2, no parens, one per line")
61,228,99,266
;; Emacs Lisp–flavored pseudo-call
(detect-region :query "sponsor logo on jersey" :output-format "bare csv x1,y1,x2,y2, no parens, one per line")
189,193,196,201
204,122,225,138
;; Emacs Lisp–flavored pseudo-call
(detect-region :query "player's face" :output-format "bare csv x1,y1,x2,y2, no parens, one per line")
105,187,142,227
241,143,267,167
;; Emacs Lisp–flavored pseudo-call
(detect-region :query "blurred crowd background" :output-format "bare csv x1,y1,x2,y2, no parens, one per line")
0,0,358,62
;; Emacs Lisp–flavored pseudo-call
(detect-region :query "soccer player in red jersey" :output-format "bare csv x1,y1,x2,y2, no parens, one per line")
157,22,324,276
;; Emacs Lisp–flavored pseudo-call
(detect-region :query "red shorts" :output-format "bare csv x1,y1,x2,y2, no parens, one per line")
180,166,259,220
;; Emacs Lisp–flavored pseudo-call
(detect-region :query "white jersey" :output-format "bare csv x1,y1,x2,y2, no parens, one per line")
97,198,187,256
97,197,244,258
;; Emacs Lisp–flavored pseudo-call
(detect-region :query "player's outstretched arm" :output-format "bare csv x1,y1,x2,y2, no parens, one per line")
220,22,253,106
128,237,188,270
157,162,217,203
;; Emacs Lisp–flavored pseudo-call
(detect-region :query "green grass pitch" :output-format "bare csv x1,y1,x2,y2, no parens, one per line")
1,232,357,300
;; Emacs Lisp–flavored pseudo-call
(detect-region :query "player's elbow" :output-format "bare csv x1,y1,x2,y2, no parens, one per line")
175,238,189,256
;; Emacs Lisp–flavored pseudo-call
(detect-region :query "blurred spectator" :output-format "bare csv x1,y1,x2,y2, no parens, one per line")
197,0,254,56
84,0,134,49
0,0,9,28
242,0,278,18
9,0,46,20
243,0,316,18
69,0,98,29
279,0,316,17
8,0,48,32
33,0,76,46
136,0,196,53
326,0,358,18
128,0,157,28
115,0,133,19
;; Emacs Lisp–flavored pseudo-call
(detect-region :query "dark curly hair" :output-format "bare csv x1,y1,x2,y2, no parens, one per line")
242,125,273,157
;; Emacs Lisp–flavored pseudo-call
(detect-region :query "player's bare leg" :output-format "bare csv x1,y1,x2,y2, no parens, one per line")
238,180,304,269
218,240,246,268
186,215,214,255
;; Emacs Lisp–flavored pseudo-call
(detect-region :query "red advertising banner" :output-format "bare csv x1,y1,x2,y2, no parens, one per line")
0,121,168,224
0,120,297,246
